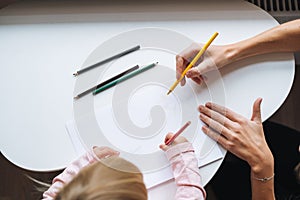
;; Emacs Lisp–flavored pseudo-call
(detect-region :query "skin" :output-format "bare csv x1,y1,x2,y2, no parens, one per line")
92,146,120,159
177,19,300,86
174,19,300,200
199,98,275,200
159,133,188,151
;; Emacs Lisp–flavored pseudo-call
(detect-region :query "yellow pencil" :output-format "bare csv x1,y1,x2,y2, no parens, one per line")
167,32,219,95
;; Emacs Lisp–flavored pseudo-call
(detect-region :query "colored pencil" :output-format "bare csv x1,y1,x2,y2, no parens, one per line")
167,32,219,95
73,45,140,76
165,121,191,145
93,62,158,95
74,65,139,99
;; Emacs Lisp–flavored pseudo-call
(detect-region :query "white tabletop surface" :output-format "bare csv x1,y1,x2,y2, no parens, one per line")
0,0,295,199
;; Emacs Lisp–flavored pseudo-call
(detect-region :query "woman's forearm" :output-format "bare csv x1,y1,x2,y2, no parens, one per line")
226,19,300,63
250,151,275,200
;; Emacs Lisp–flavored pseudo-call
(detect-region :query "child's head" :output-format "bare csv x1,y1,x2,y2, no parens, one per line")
55,156,147,200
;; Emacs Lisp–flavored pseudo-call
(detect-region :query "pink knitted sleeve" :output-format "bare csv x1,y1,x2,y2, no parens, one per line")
165,142,206,200
42,149,97,199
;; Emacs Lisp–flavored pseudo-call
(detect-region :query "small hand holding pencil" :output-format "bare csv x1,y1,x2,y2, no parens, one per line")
159,121,191,151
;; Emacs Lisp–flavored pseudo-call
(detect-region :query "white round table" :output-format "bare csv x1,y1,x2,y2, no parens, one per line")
0,1,294,199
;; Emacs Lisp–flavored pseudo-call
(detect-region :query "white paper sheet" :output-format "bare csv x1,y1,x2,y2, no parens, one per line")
69,33,225,188
66,117,223,188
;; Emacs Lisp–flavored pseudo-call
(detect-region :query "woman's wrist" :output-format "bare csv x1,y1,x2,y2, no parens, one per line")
249,151,274,177
224,43,239,64
220,42,245,68
224,36,261,66
226,40,254,62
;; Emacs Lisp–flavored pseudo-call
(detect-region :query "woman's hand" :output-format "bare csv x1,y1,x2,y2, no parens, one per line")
159,133,188,151
92,146,120,159
198,98,274,175
176,43,231,86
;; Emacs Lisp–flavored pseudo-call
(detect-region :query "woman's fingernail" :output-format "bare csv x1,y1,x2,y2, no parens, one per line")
199,113,204,119
186,70,193,77
199,105,204,111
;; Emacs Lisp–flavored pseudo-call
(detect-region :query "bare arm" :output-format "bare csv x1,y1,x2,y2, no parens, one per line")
177,19,300,85
227,19,300,63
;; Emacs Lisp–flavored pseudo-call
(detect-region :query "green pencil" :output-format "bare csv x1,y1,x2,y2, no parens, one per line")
93,62,158,95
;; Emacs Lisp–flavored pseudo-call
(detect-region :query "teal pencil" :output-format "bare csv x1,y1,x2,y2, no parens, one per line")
93,62,158,95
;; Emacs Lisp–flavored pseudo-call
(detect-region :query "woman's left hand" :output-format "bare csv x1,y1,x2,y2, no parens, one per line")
198,98,273,174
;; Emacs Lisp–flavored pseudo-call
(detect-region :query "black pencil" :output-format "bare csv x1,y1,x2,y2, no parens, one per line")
73,45,140,76
74,65,139,99
92,62,157,96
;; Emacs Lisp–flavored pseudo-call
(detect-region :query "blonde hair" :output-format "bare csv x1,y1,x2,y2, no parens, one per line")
55,156,147,200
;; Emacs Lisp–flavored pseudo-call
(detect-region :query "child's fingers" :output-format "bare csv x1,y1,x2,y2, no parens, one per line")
159,133,174,151
159,144,169,151
164,132,174,143
93,146,120,159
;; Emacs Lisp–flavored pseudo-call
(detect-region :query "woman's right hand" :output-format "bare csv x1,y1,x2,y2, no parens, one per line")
176,43,232,86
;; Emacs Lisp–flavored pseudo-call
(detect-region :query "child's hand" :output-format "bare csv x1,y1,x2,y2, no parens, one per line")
92,146,120,159
159,132,188,151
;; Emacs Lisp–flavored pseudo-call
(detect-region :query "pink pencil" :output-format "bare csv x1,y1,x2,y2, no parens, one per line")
165,121,191,145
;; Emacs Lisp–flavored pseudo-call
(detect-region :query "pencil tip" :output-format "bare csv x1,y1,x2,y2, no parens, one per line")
167,90,171,95
74,96,79,100
73,72,78,76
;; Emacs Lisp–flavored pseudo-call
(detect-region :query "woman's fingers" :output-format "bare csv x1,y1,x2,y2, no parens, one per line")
201,125,228,148
204,102,245,123
186,68,206,85
186,68,201,78
199,99,269,168
199,111,232,139
176,56,186,86
199,105,241,138
191,76,203,85
176,43,203,86
251,98,263,123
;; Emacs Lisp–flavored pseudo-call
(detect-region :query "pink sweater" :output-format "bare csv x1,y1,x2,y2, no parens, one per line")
42,143,206,199
166,142,206,199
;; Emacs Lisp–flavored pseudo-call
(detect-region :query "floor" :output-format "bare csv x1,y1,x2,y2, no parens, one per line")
0,1,299,200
